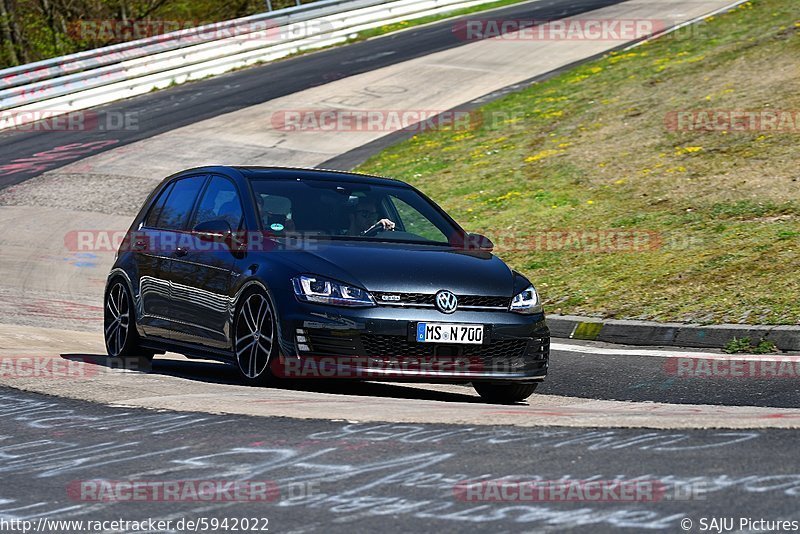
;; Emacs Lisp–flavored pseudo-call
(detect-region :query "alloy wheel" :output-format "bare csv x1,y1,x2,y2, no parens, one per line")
104,282,130,357
235,292,275,379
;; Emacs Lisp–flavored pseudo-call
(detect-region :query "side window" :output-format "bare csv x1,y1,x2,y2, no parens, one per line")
144,182,174,228
158,175,206,231
389,196,448,242
191,176,244,230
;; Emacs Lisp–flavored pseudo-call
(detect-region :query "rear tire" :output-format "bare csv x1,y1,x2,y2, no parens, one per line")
234,289,279,386
104,280,154,361
473,382,538,404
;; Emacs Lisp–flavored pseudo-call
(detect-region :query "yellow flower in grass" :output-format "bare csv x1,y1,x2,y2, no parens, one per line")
525,149,561,162
665,166,688,173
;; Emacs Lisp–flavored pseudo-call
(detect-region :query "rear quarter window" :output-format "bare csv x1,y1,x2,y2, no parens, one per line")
143,182,174,228
149,175,206,230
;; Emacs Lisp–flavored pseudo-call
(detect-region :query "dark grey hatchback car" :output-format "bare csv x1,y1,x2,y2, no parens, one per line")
105,166,549,403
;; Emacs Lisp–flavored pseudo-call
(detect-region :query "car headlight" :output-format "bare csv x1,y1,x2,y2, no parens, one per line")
510,284,542,314
292,275,375,307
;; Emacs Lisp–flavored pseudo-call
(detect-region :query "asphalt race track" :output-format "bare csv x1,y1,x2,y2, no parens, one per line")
3,385,800,533
1,0,798,531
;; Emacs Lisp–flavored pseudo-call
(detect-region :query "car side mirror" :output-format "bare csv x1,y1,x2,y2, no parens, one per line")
455,232,493,252
469,233,494,251
193,219,232,243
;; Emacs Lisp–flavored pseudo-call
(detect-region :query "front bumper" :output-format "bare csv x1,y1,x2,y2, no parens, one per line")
273,303,549,382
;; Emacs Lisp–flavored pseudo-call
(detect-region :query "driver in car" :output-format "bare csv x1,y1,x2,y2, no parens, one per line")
349,198,396,235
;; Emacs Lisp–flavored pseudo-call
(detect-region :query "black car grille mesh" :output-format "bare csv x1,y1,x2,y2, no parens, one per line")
361,334,435,357
360,335,525,358
304,329,360,356
374,293,510,309
360,335,546,373
304,330,548,375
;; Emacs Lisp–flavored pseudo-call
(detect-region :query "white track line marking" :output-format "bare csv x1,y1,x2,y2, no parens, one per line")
551,342,800,361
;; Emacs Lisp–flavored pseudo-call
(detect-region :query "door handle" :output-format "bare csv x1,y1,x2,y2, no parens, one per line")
132,240,147,251
175,247,188,258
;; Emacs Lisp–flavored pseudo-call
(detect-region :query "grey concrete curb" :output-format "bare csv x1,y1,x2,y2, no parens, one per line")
546,315,800,352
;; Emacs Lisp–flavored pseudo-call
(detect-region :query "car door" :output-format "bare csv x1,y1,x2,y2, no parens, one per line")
167,174,244,350
134,181,175,338
141,174,207,338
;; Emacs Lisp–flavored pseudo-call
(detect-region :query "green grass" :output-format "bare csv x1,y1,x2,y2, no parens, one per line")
724,337,777,354
358,0,800,325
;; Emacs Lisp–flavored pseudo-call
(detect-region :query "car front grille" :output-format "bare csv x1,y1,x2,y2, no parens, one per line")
361,335,547,374
373,292,510,310
360,335,526,358
302,330,548,374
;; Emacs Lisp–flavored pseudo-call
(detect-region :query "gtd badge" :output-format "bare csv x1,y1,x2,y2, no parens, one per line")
435,290,458,314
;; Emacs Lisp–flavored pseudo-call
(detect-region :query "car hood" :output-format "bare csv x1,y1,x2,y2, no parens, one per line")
268,240,515,296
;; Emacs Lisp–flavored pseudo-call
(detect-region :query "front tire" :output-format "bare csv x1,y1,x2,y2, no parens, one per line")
473,382,538,404
234,290,278,386
104,280,153,360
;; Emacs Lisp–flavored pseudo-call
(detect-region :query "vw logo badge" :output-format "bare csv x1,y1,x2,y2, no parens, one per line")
435,290,458,314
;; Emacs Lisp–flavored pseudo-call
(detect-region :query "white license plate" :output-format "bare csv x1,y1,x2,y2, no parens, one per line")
416,323,484,344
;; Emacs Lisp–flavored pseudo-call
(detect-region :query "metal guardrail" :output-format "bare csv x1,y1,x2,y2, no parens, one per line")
0,0,373,91
0,0,502,130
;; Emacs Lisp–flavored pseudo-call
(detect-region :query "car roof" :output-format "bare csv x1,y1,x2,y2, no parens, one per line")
175,165,409,188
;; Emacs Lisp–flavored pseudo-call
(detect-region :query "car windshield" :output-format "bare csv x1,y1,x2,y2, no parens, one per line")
250,178,460,245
